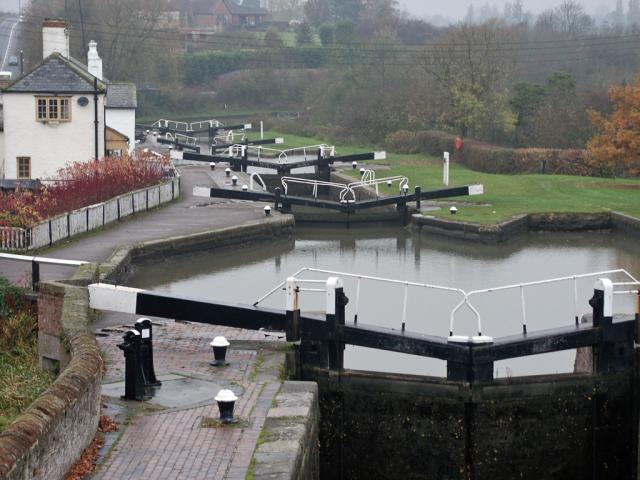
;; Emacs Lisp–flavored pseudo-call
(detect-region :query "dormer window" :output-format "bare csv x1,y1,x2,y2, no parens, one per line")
36,97,71,122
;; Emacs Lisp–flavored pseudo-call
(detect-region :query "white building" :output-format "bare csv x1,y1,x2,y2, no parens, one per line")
0,19,137,181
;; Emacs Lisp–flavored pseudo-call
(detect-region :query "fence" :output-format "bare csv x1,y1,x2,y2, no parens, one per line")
0,177,180,252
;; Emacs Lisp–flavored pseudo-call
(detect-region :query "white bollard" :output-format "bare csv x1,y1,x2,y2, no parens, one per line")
264,205,272,216
231,175,238,186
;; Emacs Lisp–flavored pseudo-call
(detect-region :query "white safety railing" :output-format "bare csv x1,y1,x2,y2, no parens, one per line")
255,267,640,344
190,119,223,131
448,269,640,338
166,132,198,147
341,175,409,201
154,119,189,132
249,172,268,191
229,144,332,164
255,267,467,333
281,177,356,202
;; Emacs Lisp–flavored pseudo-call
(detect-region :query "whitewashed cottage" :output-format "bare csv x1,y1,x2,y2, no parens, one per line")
0,19,137,181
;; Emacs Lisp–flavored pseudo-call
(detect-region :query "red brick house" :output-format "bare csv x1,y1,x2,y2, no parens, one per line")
191,0,269,30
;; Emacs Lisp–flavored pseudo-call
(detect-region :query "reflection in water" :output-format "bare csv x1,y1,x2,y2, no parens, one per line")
130,225,640,378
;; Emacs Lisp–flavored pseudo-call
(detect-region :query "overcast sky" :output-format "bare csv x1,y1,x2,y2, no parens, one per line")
397,0,615,20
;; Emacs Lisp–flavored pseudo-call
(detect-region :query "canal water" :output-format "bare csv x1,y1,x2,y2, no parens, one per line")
129,226,640,378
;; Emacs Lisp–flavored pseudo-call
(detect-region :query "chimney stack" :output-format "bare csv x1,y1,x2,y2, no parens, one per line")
42,19,70,59
87,40,103,80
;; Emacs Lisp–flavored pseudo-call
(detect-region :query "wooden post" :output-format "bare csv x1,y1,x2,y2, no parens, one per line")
326,277,347,371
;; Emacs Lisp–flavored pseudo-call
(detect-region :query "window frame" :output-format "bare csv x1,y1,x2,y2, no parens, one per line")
16,157,31,179
35,96,72,122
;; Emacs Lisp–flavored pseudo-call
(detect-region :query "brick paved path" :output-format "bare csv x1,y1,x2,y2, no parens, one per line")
93,316,284,480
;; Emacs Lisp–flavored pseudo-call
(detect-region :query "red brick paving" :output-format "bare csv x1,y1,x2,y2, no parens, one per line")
94,320,285,480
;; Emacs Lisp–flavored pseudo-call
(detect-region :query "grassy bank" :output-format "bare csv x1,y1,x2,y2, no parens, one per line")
0,279,52,431
256,130,640,224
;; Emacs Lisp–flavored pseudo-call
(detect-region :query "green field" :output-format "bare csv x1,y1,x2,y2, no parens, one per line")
254,130,640,224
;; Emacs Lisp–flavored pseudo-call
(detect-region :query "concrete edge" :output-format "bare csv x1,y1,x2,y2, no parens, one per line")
250,381,320,480
0,265,103,479
412,211,639,244
98,214,296,283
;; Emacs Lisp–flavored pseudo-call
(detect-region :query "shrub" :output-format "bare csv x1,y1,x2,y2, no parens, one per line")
385,129,597,176
0,154,169,228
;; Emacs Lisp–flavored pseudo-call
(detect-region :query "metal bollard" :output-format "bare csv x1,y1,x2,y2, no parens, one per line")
135,318,161,387
210,162,215,171
232,175,238,186
225,168,231,177
117,330,146,401
242,185,248,191
215,389,238,423
450,206,458,215
352,161,357,170
360,167,365,176
264,205,271,216
210,336,230,366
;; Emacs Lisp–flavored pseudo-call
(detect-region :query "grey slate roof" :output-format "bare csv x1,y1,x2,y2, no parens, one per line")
4,53,106,93
106,82,137,109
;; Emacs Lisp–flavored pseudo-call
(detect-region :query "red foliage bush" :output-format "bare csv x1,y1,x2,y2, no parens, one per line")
0,154,169,228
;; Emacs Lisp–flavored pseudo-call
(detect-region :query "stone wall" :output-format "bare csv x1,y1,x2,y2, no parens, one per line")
313,369,634,479
413,211,638,243
0,266,103,480
251,381,320,479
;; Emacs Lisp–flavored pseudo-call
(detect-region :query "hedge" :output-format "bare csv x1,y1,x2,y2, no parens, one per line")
385,130,599,176
184,47,329,85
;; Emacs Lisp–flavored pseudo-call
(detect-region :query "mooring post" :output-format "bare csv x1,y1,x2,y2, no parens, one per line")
135,318,161,387
415,186,421,210
31,259,40,292
326,277,348,371
285,277,301,342
117,330,146,401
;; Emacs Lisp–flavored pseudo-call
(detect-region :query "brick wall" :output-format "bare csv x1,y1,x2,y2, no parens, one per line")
0,270,103,480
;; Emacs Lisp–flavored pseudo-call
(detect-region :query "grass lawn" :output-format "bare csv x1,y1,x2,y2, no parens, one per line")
255,129,640,224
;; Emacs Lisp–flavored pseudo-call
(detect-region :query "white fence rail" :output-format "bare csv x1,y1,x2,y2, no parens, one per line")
0,177,180,252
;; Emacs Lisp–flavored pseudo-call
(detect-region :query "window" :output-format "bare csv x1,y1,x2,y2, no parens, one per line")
36,97,70,122
17,157,30,179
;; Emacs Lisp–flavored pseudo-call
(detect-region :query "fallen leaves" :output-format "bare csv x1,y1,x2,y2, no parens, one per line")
63,416,118,480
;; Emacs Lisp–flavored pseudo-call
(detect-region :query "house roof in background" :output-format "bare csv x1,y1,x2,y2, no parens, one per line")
106,82,137,109
4,53,106,93
223,0,269,16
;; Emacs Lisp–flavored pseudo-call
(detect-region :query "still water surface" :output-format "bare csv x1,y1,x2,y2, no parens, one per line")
130,226,640,378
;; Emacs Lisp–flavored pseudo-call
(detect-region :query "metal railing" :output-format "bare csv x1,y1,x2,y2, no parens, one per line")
448,269,639,336
341,175,409,201
254,267,467,332
255,267,640,341
0,253,89,291
281,177,356,202
165,132,198,147
249,172,267,192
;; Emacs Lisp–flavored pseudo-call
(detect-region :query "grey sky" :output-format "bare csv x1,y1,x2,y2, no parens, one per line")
397,0,616,20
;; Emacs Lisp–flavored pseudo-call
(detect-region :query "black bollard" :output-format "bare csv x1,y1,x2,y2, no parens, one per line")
415,186,421,210
135,318,161,387
215,389,238,424
210,336,230,366
118,330,146,401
